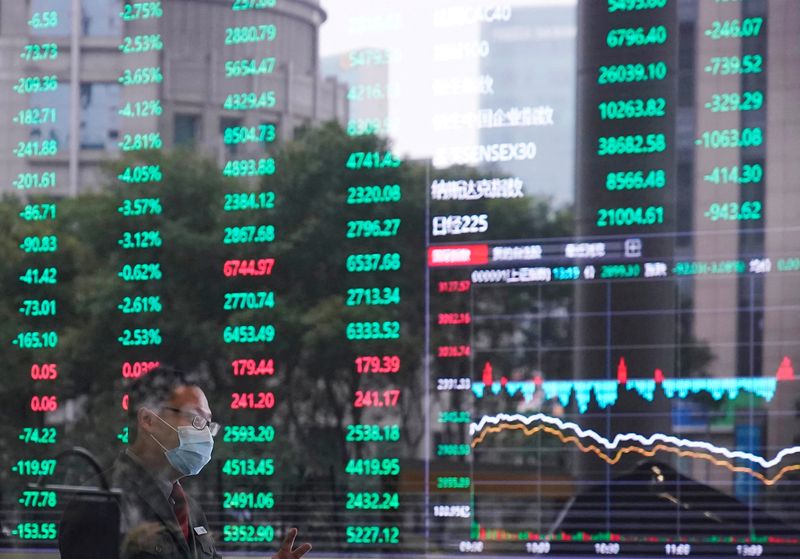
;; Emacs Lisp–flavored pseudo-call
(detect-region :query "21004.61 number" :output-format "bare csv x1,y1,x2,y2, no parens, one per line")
597,206,664,228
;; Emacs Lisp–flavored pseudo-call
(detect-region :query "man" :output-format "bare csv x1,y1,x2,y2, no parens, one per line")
60,367,311,559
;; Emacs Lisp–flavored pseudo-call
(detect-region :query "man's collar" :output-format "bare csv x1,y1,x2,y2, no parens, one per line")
124,448,175,500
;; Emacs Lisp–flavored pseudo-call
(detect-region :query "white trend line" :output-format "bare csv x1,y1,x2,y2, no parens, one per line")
471,413,800,469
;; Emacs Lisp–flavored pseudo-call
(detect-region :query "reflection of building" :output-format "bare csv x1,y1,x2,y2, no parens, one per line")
760,0,800,516
0,0,347,195
479,5,576,203
573,0,800,518
321,49,390,132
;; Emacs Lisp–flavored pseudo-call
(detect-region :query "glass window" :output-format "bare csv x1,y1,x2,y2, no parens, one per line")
81,0,123,37
80,83,120,150
175,114,200,147
29,83,119,151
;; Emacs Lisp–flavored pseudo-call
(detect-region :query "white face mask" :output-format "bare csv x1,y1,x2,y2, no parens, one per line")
149,411,214,476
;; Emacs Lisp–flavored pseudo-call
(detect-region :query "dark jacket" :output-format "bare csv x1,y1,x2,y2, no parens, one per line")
59,452,221,559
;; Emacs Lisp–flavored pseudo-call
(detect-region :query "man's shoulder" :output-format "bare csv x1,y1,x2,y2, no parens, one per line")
111,451,146,487
60,451,154,513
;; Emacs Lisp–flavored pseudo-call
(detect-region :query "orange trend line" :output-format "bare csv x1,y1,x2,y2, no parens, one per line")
471,423,800,486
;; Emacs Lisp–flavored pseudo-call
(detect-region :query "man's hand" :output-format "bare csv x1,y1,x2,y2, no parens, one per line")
273,528,311,559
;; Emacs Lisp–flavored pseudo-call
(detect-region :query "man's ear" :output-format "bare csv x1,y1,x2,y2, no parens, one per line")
137,408,155,434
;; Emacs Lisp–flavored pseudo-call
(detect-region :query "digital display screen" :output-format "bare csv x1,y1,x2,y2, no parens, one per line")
2,0,800,557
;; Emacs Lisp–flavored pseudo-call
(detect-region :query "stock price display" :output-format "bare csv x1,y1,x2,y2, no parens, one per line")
2,0,800,558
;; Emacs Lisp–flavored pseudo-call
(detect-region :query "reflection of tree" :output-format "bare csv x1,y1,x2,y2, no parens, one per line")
262,122,427,483
0,122,576,548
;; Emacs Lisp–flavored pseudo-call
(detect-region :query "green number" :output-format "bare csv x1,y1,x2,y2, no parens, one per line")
222,525,274,542
231,0,276,10
696,128,762,149
345,526,400,544
437,444,470,456
346,184,402,204
28,11,59,29
597,133,666,156
222,158,276,177
118,165,162,183
225,24,277,44
222,325,276,344
606,25,668,48
345,458,401,476
221,458,275,476
605,169,665,190
596,206,665,228
703,164,762,185
12,523,57,540
598,98,666,120
223,425,276,443
704,201,762,222
222,492,274,509
705,17,763,40
437,476,471,489
608,0,667,12
19,204,57,221
121,2,163,21
346,151,401,169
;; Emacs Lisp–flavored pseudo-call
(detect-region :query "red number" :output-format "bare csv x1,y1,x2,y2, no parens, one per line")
438,280,471,293
223,258,275,277
354,389,400,408
231,392,275,409
438,345,471,357
30,395,58,412
355,355,401,373
121,361,160,378
231,358,275,376
122,393,129,411
31,363,58,380
438,312,471,325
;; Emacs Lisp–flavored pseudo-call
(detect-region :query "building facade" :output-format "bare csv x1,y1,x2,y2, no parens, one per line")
0,0,348,195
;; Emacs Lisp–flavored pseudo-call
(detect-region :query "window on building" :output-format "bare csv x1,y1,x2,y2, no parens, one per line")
81,0,123,37
32,83,119,151
174,114,201,147
80,83,120,150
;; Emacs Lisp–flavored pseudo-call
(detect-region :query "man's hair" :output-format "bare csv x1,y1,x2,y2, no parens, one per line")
127,366,194,442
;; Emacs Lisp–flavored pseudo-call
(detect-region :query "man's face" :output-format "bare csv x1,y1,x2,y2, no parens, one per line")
159,385,213,447
140,385,214,458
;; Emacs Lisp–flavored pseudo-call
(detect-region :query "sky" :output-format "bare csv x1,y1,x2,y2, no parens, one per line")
317,0,576,157
317,0,578,202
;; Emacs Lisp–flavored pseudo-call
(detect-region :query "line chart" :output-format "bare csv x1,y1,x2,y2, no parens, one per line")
470,413,800,485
